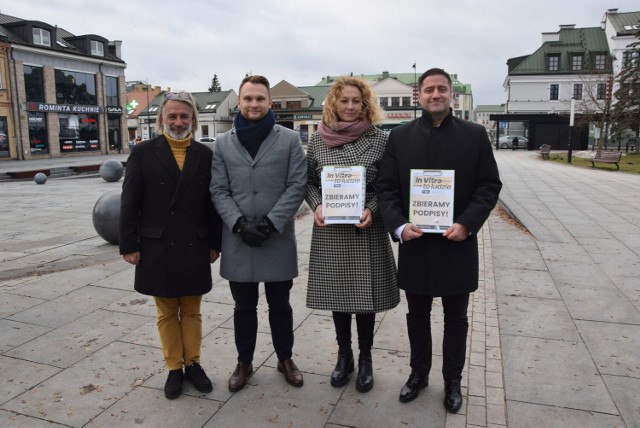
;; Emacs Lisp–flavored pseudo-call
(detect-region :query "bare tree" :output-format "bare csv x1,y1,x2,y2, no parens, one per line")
611,24,640,150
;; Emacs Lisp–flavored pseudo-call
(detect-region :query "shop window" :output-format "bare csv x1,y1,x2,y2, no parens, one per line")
0,116,8,157
299,124,309,143
28,112,49,155
33,28,51,46
59,114,100,152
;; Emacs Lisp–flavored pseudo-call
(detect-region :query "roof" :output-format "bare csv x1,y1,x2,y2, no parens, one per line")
315,71,473,95
606,11,640,36
508,26,611,75
0,12,124,64
297,85,330,110
140,90,235,115
475,105,505,113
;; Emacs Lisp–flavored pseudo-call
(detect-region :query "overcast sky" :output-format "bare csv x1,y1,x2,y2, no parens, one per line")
3,1,639,105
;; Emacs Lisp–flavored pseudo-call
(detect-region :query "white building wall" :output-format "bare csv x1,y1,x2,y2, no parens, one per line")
507,74,609,115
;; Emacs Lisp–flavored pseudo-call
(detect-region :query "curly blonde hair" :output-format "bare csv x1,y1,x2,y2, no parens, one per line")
322,76,383,129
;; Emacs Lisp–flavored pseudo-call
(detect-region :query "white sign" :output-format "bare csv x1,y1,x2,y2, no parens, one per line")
321,166,366,224
409,169,455,233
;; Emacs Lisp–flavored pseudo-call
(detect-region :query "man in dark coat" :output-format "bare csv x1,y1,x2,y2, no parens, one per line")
377,68,502,413
120,91,222,400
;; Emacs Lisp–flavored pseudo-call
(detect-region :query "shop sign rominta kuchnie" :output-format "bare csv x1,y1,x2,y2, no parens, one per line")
27,102,102,114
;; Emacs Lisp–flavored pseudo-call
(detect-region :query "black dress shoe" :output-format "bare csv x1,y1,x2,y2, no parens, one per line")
331,349,354,387
185,362,213,393
355,355,374,393
164,368,184,399
277,359,304,387
444,380,463,413
229,362,253,392
399,371,428,403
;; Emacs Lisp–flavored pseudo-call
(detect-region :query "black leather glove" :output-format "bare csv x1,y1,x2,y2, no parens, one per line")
256,216,275,235
235,217,269,247
233,216,248,234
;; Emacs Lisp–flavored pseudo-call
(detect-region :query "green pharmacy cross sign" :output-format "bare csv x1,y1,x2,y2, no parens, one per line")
126,99,139,115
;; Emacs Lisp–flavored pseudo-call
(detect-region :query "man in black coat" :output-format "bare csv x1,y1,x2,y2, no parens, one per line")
377,68,501,413
120,91,222,400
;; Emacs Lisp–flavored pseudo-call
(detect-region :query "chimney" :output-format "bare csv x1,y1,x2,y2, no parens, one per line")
109,40,122,59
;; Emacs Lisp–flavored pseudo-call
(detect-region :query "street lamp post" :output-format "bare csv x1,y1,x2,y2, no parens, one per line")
145,78,151,139
412,61,417,119
568,98,575,164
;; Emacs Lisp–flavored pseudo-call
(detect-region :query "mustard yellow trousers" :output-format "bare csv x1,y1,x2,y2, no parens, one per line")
154,296,203,370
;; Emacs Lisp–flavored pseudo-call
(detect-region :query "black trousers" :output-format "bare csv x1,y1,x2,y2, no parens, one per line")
405,291,469,382
229,280,294,364
332,312,375,356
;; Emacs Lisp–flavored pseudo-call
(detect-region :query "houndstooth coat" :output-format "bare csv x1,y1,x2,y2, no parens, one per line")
305,126,399,313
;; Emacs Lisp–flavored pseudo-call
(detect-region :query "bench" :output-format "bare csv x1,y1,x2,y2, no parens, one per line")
591,150,622,170
539,144,551,160
7,169,51,179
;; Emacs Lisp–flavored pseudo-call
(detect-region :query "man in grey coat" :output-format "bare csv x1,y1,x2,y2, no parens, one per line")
210,75,307,392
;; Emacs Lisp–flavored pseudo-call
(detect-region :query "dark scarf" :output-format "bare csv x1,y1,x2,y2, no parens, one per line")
234,109,276,158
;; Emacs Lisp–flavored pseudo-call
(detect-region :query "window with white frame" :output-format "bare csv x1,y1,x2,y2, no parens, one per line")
572,84,583,100
594,54,606,70
548,54,560,71
571,54,583,71
33,28,51,46
550,84,559,100
379,97,388,108
91,40,104,56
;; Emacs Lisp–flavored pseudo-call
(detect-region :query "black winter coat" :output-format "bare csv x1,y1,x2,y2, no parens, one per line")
377,110,502,297
119,135,222,297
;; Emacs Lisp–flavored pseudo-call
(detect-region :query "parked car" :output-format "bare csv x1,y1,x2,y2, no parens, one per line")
198,137,215,150
498,135,528,149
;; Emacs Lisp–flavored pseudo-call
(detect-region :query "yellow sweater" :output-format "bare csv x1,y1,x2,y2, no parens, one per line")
164,132,191,171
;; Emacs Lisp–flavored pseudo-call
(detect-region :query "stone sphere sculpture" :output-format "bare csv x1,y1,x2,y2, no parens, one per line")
92,190,121,244
34,172,47,184
99,159,124,182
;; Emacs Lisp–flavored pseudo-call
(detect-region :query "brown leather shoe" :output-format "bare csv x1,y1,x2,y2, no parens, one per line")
277,359,304,387
228,362,253,392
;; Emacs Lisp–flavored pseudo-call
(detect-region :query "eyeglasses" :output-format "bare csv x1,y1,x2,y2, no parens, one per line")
164,91,191,101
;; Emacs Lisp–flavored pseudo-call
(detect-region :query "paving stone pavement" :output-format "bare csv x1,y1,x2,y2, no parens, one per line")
0,150,638,427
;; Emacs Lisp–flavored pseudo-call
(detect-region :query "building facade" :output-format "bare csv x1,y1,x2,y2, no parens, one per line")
498,9,639,150
473,105,505,140
0,13,127,160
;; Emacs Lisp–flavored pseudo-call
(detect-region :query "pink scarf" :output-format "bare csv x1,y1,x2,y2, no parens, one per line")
318,120,371,148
